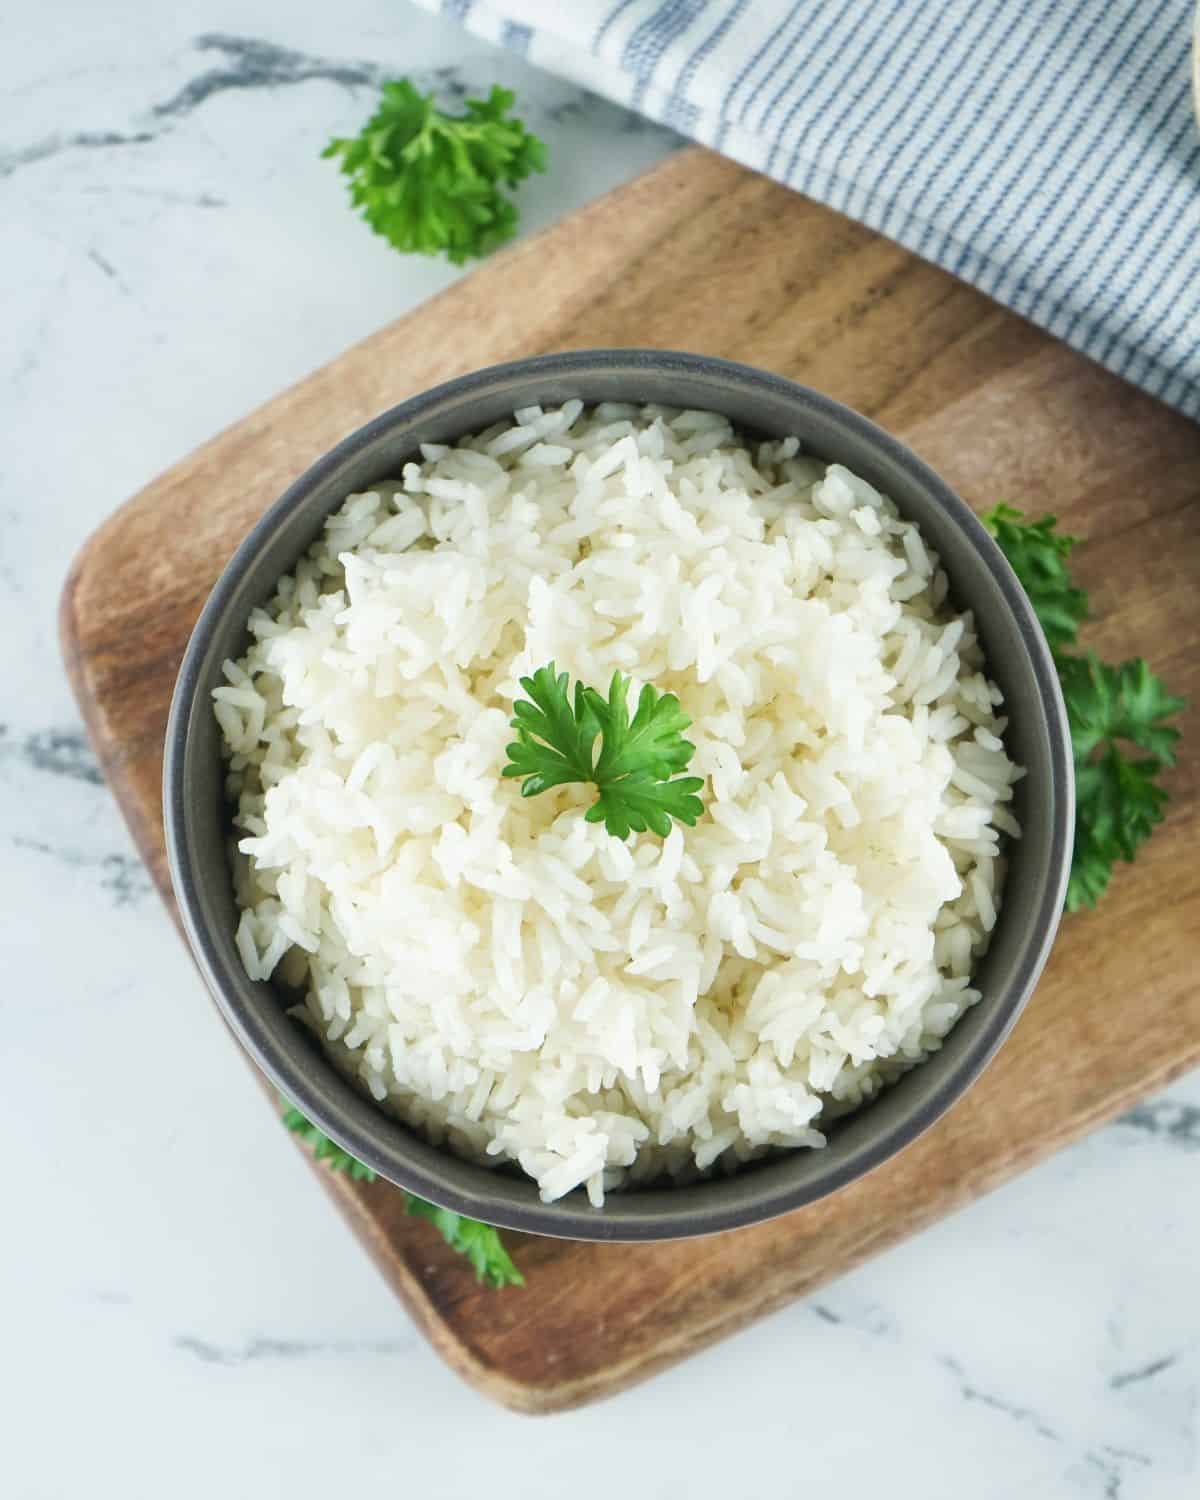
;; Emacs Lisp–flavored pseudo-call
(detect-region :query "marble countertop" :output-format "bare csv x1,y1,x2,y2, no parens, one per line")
4,3,1197,1495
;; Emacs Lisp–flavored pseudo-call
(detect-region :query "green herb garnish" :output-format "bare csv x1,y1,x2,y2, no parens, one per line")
403,1197,524,1290
282,1103,523,1289
982,504,1089,652
1056,653,1185,910
282,1105,379,1181
502,662,706,840
983,506,1184,912
323,79,547,265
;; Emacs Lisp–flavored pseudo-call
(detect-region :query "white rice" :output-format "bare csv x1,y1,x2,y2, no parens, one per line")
215,402,1022,1205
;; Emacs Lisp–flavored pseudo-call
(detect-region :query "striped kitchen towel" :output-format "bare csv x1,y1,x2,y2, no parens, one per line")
414,0,1200,420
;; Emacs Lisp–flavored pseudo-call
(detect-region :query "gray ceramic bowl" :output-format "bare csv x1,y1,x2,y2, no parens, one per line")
165,349,1072,1242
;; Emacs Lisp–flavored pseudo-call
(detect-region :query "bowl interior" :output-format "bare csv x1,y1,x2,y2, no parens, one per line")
166,350,1071,1241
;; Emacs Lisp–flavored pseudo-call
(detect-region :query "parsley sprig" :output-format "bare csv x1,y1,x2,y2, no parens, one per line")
502,663,706,839
983,506,1185,911
323,80,547,265
282,1104,523,1289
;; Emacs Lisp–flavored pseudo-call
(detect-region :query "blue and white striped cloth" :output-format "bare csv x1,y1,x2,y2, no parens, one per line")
415,0,1200,420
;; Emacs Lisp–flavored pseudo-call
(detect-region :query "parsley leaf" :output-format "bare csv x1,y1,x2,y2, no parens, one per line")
282,1105,378,1181
1058,653,1184,910
589,668,698,781
983,503,1089,652
323,80,547,265
281,1103,523,1288
504,663,602,795
982,507,1185,911
1059,653,1185,770
503,662,706,839
403,1197,525,1289
586,772,707,841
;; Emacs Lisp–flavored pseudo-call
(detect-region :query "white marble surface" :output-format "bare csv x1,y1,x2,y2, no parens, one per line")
3,3,1197,1495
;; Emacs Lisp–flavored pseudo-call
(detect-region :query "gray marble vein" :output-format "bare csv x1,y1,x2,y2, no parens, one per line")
1117,1101,1200,1152
1078,1448,1153,1500
2,725,103,786
13,834,153,907
0,128,155,180
149,34,398,120
1111,1355,1181,1391
174,1332,415,1365
2,31,658,187
941,1355,1063,1444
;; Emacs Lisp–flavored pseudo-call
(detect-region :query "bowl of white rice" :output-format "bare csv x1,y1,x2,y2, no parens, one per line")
165,350,1072,1241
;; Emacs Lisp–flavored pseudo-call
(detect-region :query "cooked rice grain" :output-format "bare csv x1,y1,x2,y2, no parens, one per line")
216,403,1021,1203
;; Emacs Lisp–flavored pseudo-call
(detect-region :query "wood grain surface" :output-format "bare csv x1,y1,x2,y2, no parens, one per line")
60,148,1200,1413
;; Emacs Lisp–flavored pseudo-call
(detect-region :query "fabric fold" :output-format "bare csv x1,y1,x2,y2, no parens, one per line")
413,0,1200,418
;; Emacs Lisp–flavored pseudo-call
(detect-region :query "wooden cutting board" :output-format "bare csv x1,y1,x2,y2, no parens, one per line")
60,148,1199,1414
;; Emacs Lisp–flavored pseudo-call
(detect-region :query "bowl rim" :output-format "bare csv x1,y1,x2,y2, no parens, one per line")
165,348,1073,1241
